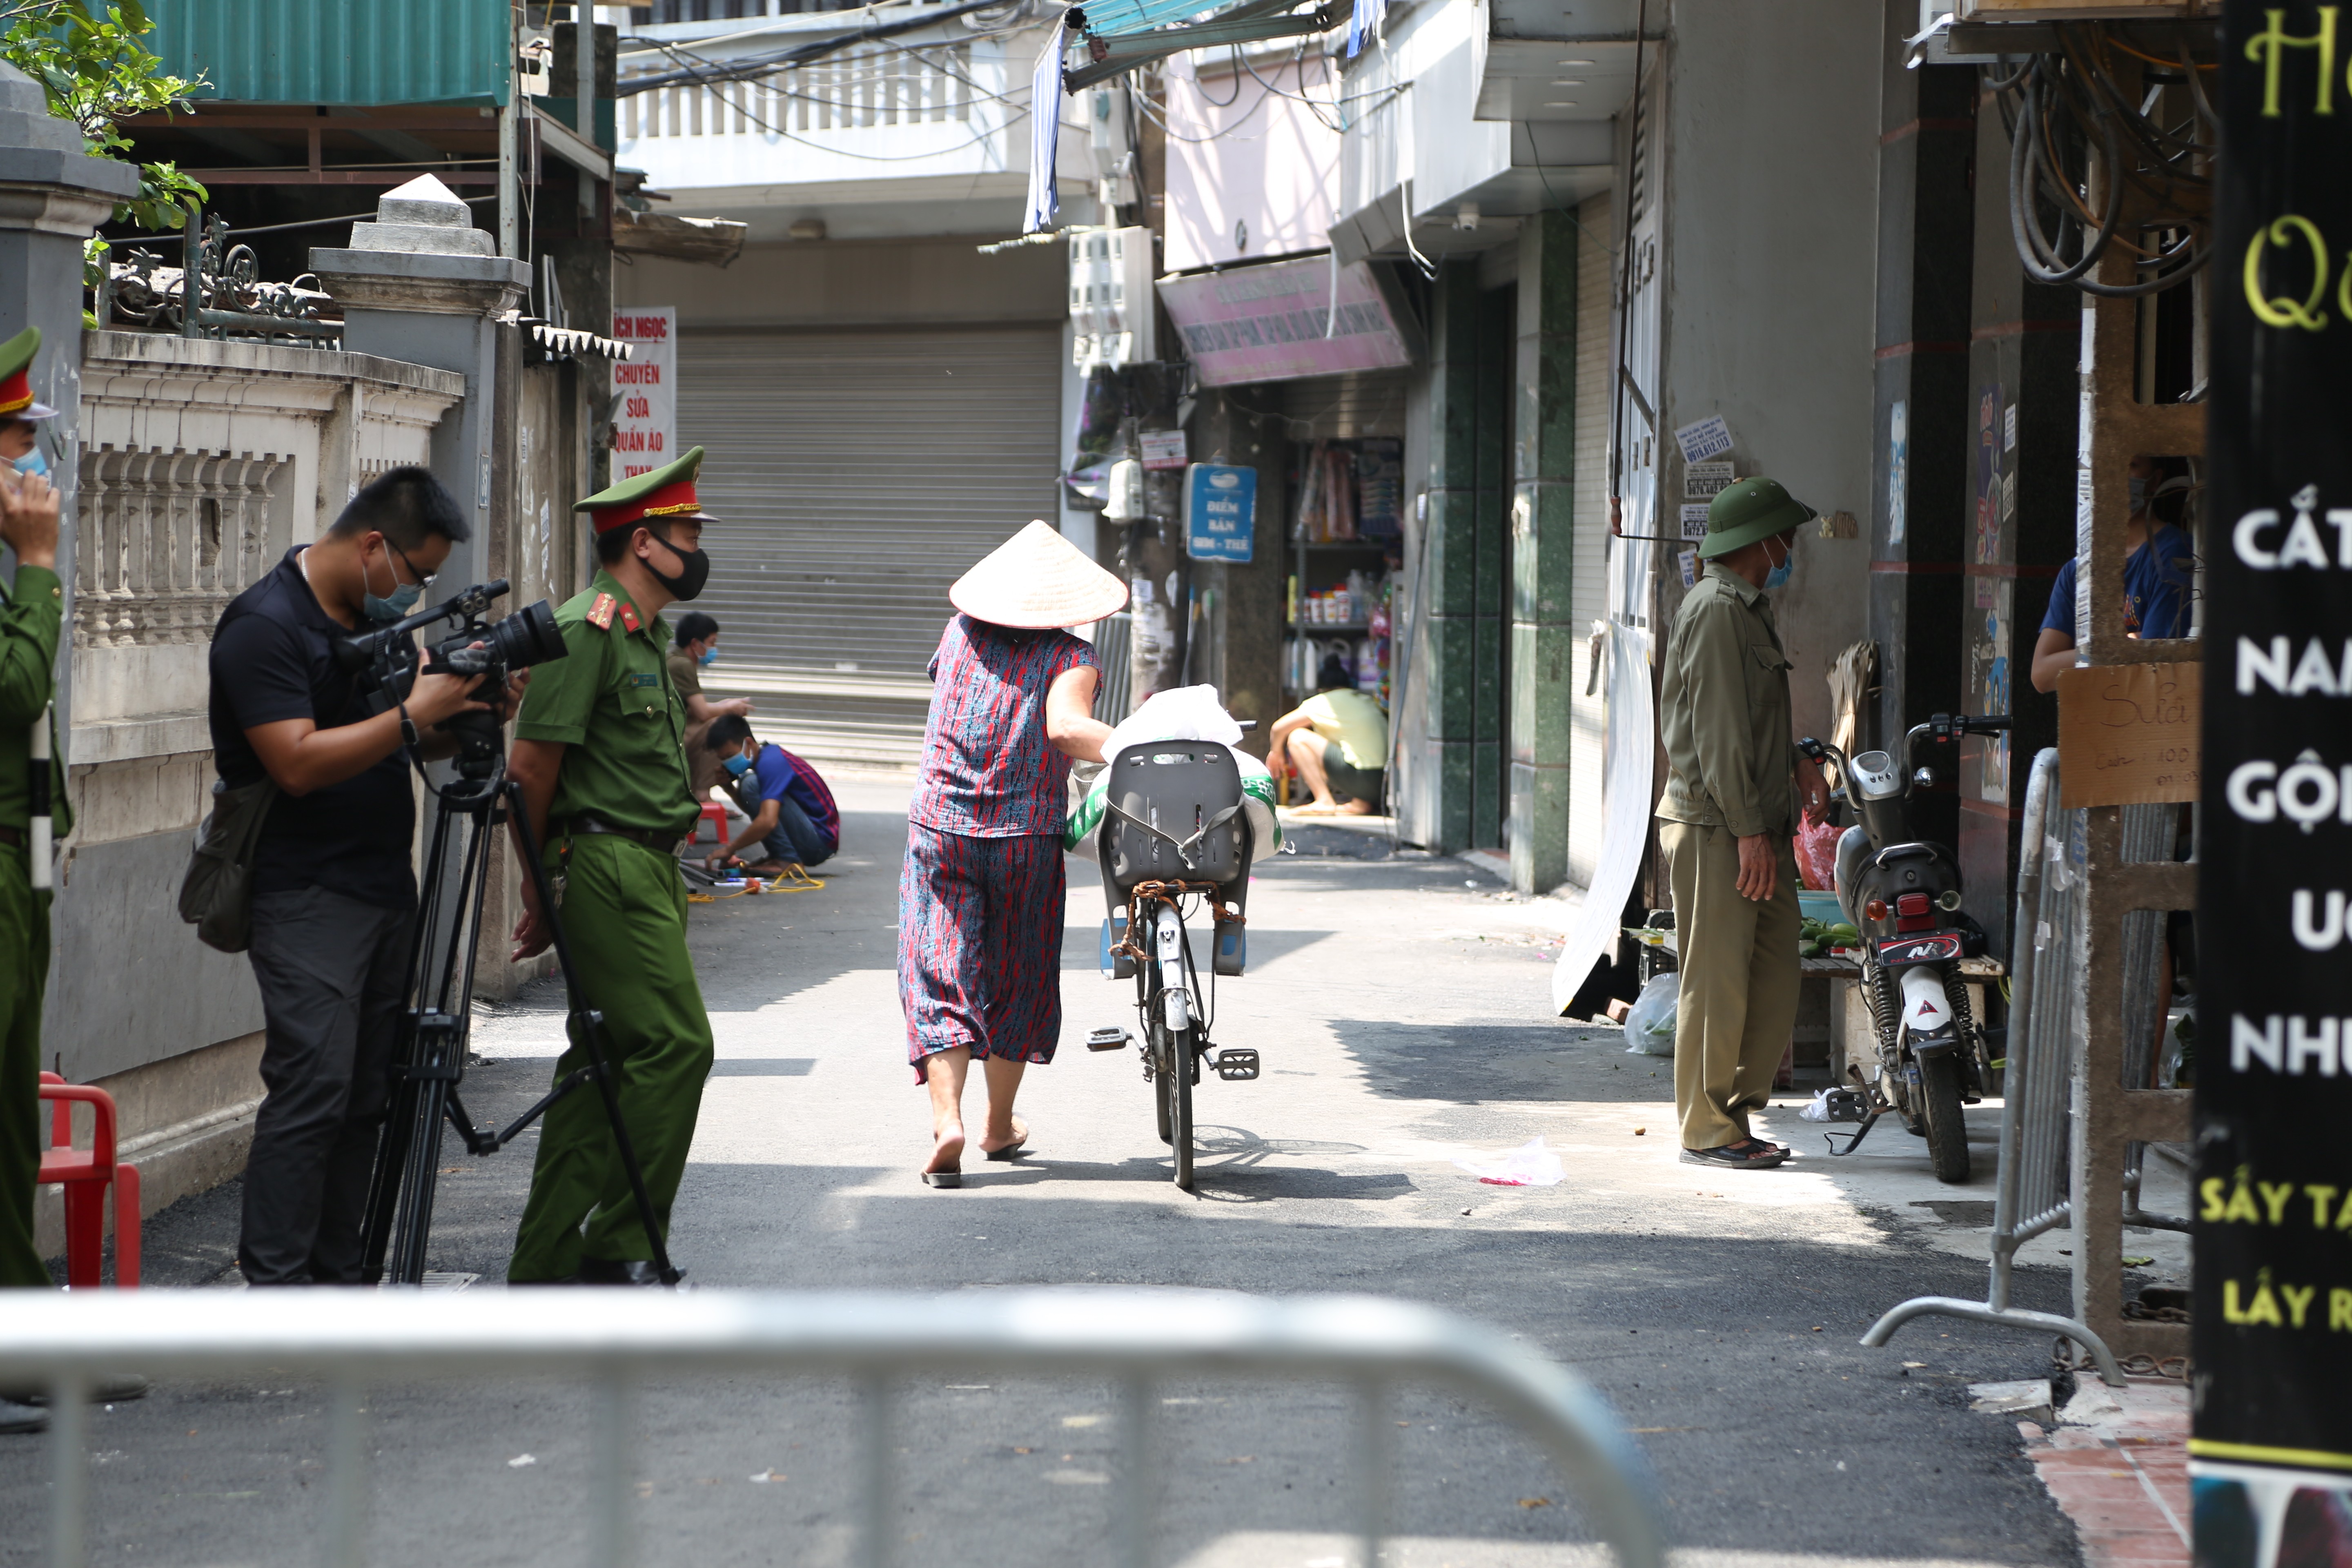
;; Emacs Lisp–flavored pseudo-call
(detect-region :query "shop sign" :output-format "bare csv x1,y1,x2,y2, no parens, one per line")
610,306,675,481
1156,257,1414,386
1141,429,1189,470
1185,464,1256,563
2195,4,2352,1552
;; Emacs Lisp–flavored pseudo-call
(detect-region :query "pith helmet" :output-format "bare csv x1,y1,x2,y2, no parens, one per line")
950,521,1129,629
1699,475,1815,559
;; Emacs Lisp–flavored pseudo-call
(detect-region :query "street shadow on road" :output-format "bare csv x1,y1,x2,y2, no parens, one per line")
1332,1018,1663,1105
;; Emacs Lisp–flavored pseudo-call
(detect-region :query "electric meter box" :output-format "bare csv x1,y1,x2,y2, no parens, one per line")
1070,226,1157,371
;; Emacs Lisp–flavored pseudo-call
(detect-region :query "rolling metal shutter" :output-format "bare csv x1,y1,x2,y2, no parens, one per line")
676,324,1062,764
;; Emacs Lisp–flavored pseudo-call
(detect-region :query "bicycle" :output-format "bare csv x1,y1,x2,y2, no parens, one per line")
1088,740,1263,1190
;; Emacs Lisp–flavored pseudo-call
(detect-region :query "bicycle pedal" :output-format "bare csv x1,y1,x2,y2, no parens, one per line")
1087,1027,1133,1052
1212,1048,1260,1081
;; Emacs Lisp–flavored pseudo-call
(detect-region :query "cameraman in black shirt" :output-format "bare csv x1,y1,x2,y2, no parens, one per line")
209,467,504,1285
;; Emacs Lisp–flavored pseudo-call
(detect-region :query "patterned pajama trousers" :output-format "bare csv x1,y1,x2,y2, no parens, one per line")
898,824,1067,1082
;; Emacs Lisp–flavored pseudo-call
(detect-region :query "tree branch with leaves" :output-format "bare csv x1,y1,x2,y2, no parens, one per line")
3,0,208,230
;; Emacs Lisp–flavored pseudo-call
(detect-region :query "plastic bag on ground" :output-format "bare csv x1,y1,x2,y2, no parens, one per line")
1623,972,1679,1056
1798,1087,1835,1122
1452,1136,1565,1187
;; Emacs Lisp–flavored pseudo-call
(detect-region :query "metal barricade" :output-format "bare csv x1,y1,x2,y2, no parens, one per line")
0,1286,1667,1568
1862,748,2126,1386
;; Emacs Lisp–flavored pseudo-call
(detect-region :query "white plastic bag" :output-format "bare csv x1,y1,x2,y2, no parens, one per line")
1102,684,1243,762
1798,1087,1835,1122
1452,1136,1565,1187
1623,972,1679,1056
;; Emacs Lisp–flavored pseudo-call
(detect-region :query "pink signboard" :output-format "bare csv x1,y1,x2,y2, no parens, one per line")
1156,257,1414,387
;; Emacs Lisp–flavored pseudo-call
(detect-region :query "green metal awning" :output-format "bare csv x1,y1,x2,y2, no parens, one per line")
1064,0,1343,92
144,0,511,107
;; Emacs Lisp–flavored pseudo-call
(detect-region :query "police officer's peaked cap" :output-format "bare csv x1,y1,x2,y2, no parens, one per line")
1698,475,1815,559
0,327,58,421
575,445,717,534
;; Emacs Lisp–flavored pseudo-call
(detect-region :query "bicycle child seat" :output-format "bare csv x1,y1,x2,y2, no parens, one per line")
1096,740,1254,912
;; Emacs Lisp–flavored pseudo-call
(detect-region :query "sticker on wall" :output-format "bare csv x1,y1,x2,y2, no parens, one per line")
1673,414,1735,465
1677,549,1699,588
1679,504,1711,541
1140,429,1188,470
1817,510,1859,539
1684,461,1734,499
1888,400,1909,548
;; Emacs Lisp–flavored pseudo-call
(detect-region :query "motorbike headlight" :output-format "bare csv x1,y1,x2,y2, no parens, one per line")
1936,888,1963,912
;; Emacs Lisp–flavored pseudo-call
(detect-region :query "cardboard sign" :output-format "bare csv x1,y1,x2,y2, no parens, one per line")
2055,661,2200,807
1184,463,1256,563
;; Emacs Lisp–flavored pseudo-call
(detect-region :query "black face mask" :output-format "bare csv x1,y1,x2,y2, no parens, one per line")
644,529,710,602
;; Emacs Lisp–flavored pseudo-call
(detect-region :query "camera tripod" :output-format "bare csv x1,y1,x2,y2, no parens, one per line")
358,761,679,1286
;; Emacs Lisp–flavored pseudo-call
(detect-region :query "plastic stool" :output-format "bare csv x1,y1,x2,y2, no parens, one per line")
697,802,729,845
37,1071,140,1288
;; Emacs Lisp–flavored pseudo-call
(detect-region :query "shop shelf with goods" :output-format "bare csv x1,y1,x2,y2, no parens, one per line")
1285,437,1402,706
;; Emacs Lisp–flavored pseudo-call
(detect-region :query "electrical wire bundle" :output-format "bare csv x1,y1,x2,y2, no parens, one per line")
1987,22,2216,298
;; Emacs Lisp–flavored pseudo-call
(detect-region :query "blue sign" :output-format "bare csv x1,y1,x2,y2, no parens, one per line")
1184,463,1256,563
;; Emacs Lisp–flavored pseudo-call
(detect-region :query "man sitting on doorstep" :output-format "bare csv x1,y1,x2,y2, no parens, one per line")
1269,656,1387,816
703,715,840,875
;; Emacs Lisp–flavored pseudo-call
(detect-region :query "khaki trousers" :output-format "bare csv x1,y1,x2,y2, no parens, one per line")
1661,820,1801,1151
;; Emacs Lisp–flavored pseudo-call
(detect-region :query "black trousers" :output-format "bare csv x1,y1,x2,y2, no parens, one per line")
239,886,411,1285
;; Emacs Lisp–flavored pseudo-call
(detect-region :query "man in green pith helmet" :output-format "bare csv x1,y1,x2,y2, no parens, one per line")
505,447,719,1285
0,327,72,1312
1657,475,1831,1172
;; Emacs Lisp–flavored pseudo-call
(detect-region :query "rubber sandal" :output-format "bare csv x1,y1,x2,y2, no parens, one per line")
983,1140,1029,1162
920,1169,963,1188
1678,1140,1788,1170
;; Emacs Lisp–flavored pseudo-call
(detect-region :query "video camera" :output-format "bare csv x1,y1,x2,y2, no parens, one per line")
335,578,567,779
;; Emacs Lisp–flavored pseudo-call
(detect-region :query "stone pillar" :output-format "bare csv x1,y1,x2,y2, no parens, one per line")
1,62,143,1054
1868,7,1975,856
0,63,140,750
310,174,528,589
1956,83,2076,947
1413,260,1510,855
1508,210,1579,893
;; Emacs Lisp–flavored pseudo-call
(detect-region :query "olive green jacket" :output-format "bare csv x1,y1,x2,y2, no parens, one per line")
0,564,71,840
1657,561,1794,839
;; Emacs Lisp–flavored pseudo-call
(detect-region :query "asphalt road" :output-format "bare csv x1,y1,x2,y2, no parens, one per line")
0,775,2087,1568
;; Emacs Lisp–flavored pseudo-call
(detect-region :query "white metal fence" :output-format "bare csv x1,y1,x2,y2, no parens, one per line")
0,1287,1666,1568
1862,748,2126,1386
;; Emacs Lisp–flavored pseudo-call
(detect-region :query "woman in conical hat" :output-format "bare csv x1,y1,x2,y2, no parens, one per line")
898,521,1127,1186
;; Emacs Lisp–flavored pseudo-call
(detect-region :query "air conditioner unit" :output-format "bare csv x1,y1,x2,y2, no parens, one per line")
1069,226,1157,372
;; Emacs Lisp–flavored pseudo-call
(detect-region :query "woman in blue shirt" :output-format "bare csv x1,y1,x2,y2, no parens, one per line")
2031,455,2196,693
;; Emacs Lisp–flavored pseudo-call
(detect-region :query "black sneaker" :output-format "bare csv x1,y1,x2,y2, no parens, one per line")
1679,1139,1789,1170
0,1399,47,1435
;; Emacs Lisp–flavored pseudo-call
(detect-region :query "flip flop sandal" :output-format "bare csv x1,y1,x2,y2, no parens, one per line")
1679,1141,1788,1170
983,1141,1029,1162
920,1169,963,1188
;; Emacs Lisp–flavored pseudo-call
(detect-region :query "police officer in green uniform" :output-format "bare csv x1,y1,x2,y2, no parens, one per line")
506,447,718,1285
0,327,71,1307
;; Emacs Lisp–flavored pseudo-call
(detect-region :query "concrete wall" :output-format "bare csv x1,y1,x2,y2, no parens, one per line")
1653,0,1882,747
39,332,464,1250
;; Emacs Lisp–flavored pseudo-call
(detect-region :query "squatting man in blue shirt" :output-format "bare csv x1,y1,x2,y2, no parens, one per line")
701,713,840,875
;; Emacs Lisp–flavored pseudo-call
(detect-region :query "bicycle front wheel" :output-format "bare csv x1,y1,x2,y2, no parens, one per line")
1163,1018,1194,1189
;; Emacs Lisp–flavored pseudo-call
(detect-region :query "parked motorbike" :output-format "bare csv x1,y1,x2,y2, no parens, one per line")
1797,713,2010,1183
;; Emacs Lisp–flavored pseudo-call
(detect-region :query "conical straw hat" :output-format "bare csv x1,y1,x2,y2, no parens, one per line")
950,520,1129,629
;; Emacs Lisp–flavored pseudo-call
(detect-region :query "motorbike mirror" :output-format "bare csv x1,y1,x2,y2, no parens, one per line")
1912,767,1936,789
